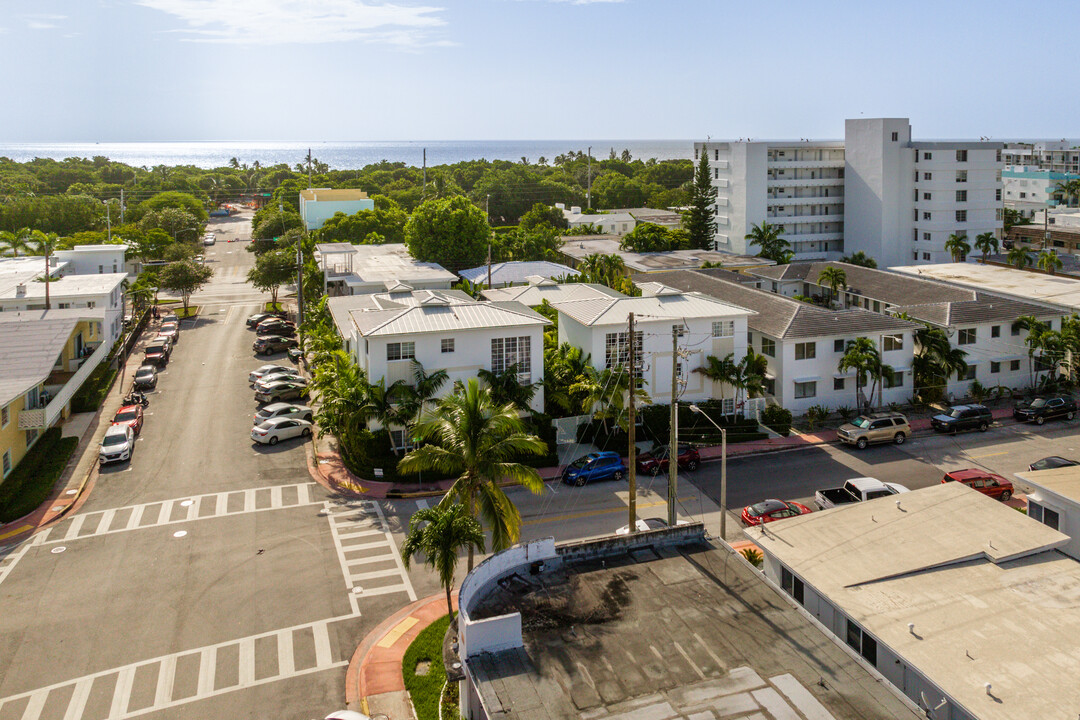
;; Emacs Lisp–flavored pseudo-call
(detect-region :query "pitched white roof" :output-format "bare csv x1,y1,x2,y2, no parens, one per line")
481,282,623,307
458,261,578,286
0,310,103,407
553,291,753,327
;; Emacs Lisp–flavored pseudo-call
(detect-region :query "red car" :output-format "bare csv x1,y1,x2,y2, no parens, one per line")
741,499,813,527
636,445,701,476
112,404,144,435
942,469,1013,501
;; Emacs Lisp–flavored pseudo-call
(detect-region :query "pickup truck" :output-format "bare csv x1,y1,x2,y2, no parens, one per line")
814,477,910,510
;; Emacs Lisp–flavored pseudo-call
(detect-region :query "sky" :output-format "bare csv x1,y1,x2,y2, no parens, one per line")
1,0,1078,142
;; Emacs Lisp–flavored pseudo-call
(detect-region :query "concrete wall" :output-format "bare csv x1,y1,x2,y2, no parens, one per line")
843,118,913,269
54,247,127,276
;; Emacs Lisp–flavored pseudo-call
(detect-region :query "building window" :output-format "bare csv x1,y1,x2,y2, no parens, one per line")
923,212,932,221
991,361,1001,373
923,192,931,201
956,210,967,222
956,149,968,162
834,339,845,353
604,331,642,370
794,342,816,360
1,450,9,477
958,328,976,345
834,377,845,391
882,334,903,351
25,428,38,447
956,190,967,202
441,338,455,353
714,168,719,179
924,172,932,181
0,404,7,428
1044,507,1061,530
1012,324,1021,336
962,365,977,381
891,131,899,142
846,620,878,666
760,338,776,357
389,429,416,453
956,170,968,183
996,149,1002,162
386,342,415,361
87,302,95,309
1011,359,1021,371
794,381,817,399
991,325,1000,338
923,232,931,241
996,208,1004,221
712,320,734,338
996,188,1002,201
885,370,904,388
780,567,804,605
923,253,931,261
492,336,532,379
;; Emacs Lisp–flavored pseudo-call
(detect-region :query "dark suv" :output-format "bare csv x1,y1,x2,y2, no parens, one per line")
1014,396,1077,425
254,335,299,356
143,340,170,366
930,404,993,433
636,445,701,475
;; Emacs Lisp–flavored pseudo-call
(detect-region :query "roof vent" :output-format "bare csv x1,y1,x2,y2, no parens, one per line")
15,284,26,298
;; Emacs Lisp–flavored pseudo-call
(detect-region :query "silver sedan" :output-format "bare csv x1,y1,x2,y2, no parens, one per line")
251,417,313,445
254,403,313,425
248,364,299,384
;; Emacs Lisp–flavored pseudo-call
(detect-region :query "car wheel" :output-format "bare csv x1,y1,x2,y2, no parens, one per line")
1036,415,1045,426
268,436,278,445
575,476,587,487
894,432,906,445
1069,411,1076,421
856,437,868,450
613,470,625,481
978,422,988,432
686,459,700,470
1000,490,1012,501
301,428,312,438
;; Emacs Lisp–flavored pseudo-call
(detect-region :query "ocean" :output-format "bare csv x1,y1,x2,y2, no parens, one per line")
0,140,694,170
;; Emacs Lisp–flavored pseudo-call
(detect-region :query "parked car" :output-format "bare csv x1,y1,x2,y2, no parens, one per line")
942,469,1013,501
254,336,299,356
930,404,993,434
99,424,135,465
255,375,308,394
133,364,158,390
837,412,910,449
251,417,313,445
254,403,313,425
257,318,296,333
158,323,179,344
814,477,910,510
203,234,216,246
1013,395,1077,425
1028,456,1080,472
144,340,170,366
287,347,303,362
248,364,299,384
161,312,179,324
561,451,627,486
255,379,309,403
112,404,144,435
741,499,813,527
256,324,296,339
636,445,701,475
246,311,286,328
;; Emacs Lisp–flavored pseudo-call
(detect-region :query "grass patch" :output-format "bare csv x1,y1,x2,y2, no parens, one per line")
403,613,453,720
0,429,79,523
155,298,182,305
175,306,200,319
264,301,285,312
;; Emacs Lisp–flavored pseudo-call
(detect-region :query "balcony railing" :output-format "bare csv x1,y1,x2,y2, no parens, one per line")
19,340,111,430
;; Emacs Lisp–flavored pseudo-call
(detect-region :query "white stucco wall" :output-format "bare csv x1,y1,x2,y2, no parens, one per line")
53,246,128,276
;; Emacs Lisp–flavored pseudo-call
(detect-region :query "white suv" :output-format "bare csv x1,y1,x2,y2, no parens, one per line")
100,425,134,464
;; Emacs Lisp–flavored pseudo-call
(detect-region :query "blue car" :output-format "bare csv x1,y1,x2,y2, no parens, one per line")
562,451,627,486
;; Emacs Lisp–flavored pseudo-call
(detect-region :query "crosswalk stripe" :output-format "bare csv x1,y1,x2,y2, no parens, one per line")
156,500,173,526
216,493,228,516
63,514,86,541
238,638,255,686
110,666,135,718
297,483,310,505
98,509,117,534
197,648,216,696
313,623,332,669
243,489,256,513
271,486,282,509
277,630,294,676
155,655,176,706
355,584,411,598
351,568,403,581
126,505,144,530
62,678,92,720
19,690,47,720
337,529,383,541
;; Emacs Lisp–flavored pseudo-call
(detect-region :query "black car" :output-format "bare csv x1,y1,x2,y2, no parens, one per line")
1014,396,1077,425
133,364,158,390
1028,456,1080,472
254,335,299,356
256,324,296,339
246,311,286,328
930,404,993,433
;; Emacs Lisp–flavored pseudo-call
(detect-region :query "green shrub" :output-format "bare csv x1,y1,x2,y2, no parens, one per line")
0,429,79,523
804,404,829,431
402,613,453,720
761,405,792,437
71,363,119,413
836,405,855,422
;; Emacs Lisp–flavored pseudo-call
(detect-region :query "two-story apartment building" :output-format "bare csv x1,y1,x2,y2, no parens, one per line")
328,288,549,450
314,242,457,297
0,273,127,345
636,269,919,413
749,262,1063,398
0,310,110,480
552,286,754,408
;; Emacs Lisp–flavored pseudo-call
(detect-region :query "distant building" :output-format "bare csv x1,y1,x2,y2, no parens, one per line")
1002,140,1080,174
558,205,637,235
559,235,773,275
53,244,136,277
313,243,456,296
458,260,578,288
1002,167,1077,218
298,188,375,231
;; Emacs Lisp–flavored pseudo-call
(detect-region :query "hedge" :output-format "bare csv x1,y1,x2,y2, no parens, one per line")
761,405,792,437
0,428,79,523
71,363,119,414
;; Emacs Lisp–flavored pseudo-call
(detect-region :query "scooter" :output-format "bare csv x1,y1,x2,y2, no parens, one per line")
123,391,150,408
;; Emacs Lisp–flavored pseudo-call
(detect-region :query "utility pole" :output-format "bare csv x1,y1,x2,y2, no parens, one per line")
627,312,637,533
423,148,427,199
668,325,679,527
43,237,51,311
306,148,313,189
120,188,125,224
587,146,592,210
486,194,493,289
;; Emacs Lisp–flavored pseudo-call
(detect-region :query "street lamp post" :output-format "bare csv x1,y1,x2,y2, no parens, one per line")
689,404,727,541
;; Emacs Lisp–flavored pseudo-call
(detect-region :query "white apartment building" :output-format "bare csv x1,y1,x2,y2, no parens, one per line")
1002,140,1080,174
694,118,1004,269
52,244,134,277
314,242,457,296
0,273,127,345
1002,167,1077,218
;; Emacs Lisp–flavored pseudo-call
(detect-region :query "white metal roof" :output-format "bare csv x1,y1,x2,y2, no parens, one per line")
481,282,622,307
330,290,549,338
553,291,753,327
0,311,101,407
459,261,578,286
0,273,126,301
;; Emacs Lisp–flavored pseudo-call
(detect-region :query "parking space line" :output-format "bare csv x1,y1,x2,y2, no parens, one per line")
271,486,282,509
216,493,228,516
298,484,310,505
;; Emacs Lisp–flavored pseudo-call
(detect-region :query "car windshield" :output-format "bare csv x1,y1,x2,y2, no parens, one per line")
949,409,964,418
102,433,127,446
115,411,138,422
136,369,153,377
1030,398,1048,408
570,454,597,469
749,501,779,515
851,416,872,429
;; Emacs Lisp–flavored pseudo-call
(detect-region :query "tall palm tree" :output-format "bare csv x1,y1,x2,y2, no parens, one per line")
400,502,485,622
312,352,373,470
1037,249,1063,275
694,353,739,418
838,338,880,411
477,364,537,412
1007,245,1034,270
570,365,651,435
1014,315,1052,387
401,360,449,420
839,251,877,269
974,232,999,263
398,379,547,570
363,378,413,453
816,266,846,303
543,343,591,416
944,233,971,263
745,222,792,263
1053,179,1080,208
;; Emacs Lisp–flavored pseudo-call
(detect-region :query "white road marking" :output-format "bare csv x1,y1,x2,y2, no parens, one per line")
415,498,430,511
62,678,93,720
325,500,416,606
41,483,322,545
0,542,33,588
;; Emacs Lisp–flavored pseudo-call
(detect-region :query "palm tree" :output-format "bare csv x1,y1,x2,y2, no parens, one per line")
1007,245,1033,270
1037,249,1063,275
0,228,34,257
363,378,413,453
745,222,792,263
312,352,374,470
400,502,485,623
909,324,967,400
570,365,651,435
1014,315,1052,387
401,360,449,421
543,343,591,416
398,379,547,570
694,354,739,418
838,338,881,411
974,232,999,263
1053,178,1080,208
816,266,846,304
944,233,971,263
839,251,877,269
478,364,537,412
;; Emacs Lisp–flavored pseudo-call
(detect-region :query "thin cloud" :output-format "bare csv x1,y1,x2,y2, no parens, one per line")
24,13,68,30
135,0,447,45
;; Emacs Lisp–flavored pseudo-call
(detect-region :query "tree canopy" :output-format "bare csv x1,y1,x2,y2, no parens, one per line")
157,260,213,312
405,195,490,271
619,222,684,253
316,199,408,245
247,248,297,304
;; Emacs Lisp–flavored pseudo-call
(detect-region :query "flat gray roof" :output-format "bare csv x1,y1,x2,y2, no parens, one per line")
891,262,1080,312
746,482,1080,720
468,540,919,720
1014,466,1080,505
560,237,773,272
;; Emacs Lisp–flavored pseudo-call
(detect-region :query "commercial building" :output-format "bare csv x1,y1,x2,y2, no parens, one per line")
552,285,753,407
694,118,1003,268
746,482,1080,720
454,529,921,720
458,260,578,288
0,309,110,479
313,243,456,296
637,269,920,413
298,188,375,230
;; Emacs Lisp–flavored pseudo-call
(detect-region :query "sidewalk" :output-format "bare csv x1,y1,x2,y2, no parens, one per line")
345,593,457,718
0,323,160,545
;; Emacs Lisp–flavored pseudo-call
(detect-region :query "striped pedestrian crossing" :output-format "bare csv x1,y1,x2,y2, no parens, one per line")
325,499,416,610
0,541,31,587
